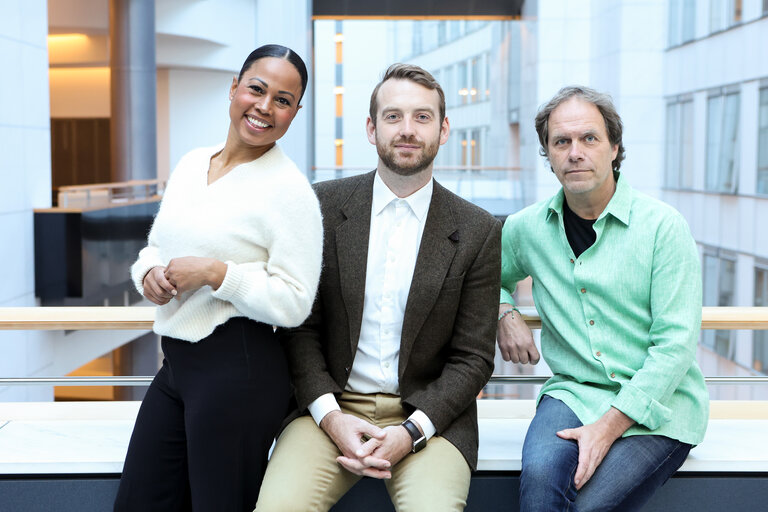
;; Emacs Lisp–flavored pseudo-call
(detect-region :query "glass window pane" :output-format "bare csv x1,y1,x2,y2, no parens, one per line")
706,95,723,190
665,103,680,188
701,254,719,350
668,0,681,46
732,0,742,24
753,267,767,373
710,0,725,32
719,93,740,192
682,0,696,42
458,62,468,105
471,56,481,103
445,65,456,108
681,101,695,187
758,88,768,194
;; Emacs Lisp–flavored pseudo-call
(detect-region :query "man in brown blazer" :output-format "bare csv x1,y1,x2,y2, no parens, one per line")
255,64,500,512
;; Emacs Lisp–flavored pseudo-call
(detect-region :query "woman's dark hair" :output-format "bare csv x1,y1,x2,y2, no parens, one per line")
237,44,309,103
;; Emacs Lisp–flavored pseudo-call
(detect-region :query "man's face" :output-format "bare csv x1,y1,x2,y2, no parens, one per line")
546,97,619,200
366,79,449,176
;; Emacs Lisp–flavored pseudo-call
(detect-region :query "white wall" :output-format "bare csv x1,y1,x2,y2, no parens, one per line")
48,67,110,117
0,0,54,401
162,68,233,175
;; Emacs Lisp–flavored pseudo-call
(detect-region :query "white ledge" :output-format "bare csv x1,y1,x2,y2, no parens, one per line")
1,401,767,475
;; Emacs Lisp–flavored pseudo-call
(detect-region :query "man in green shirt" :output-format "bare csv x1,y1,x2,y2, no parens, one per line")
499,86,708,511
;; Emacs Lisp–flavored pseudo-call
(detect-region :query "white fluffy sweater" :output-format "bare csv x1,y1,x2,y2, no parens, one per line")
131,143,323,342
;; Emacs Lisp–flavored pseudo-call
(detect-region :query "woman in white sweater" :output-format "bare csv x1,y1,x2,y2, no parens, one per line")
114,45,322,512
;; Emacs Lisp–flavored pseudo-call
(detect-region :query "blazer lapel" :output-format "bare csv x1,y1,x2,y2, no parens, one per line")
399,181,458,375
336,172,375,354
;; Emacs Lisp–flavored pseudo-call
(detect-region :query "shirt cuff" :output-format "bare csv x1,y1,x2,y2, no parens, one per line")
500,288,515,306
408,409,436,440
610,383,672,431
307,393,341,426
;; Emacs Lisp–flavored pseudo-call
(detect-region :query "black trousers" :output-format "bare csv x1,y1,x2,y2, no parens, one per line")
114,317,292,512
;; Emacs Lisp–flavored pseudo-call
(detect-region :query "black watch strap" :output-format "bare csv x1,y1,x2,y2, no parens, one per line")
401,419,427,453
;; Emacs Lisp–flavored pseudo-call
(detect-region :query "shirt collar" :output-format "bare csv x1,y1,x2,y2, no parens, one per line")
546,172,631,226
372,171,433,222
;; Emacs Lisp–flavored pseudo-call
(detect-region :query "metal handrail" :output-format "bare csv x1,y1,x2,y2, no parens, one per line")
1,376,766,386
486,375,768,385
0,306,766,387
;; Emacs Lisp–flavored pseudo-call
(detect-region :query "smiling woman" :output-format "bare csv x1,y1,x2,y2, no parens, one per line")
113,45,322,512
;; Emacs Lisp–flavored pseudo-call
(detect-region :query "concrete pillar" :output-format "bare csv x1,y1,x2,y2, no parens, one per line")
109,0,157,182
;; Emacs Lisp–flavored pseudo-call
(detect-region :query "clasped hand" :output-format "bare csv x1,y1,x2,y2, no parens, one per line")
142,257,226,304
320,411,412,479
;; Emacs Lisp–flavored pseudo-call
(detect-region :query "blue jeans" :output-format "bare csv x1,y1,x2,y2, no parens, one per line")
520,395,692,512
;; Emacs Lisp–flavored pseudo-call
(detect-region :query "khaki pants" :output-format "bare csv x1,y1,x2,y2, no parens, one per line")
255,392,471,512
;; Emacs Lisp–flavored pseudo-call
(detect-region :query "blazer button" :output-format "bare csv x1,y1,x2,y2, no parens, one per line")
345,367,351,374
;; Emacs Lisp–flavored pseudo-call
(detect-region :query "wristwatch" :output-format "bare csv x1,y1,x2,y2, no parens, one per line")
401,419,427,453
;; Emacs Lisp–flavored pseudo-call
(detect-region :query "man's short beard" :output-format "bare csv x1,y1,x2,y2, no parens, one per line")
377,137,439,176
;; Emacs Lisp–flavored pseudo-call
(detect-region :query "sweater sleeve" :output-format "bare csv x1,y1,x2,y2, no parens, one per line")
211,180,323,328
131,243,164,296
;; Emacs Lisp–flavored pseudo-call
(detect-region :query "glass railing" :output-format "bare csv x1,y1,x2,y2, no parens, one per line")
55,179,166,208
0,306,766,388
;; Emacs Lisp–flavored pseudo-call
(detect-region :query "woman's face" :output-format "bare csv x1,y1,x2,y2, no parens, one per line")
228,57,303,150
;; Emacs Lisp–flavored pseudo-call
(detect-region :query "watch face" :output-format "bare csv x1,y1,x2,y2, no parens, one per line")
413,436,427,453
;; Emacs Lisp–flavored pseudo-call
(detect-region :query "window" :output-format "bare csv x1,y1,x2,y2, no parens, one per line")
448,20,463,40
471,129,482,167
758,87,768,195
665,100,694,188
438,21,447,46
444,65,456,108
668,0,696,46
755,265,768,373
702,251,736,359
485,52,491,101
458,61,468,105
470,56,481,103
710,0,742,33
706,91,740,193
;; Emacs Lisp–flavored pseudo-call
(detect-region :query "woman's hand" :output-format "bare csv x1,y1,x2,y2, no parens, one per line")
164,257,227,297
142,266,177,305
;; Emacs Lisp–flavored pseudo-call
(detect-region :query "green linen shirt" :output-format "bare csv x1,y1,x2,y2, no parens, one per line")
500,173,708,445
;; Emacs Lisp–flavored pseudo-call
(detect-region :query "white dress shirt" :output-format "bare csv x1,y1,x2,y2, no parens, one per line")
308,172,437,440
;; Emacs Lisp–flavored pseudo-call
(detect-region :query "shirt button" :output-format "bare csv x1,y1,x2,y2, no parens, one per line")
581,288,586,293
610,372,616,378
596,351,601,357
589,320,595,326
570,259,574,264
384,362,390,368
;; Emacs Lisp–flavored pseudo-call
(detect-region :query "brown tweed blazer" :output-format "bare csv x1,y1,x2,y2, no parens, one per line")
279,171,500,470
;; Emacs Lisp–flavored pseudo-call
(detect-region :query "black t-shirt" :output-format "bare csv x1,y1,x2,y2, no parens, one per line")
562,199,596,258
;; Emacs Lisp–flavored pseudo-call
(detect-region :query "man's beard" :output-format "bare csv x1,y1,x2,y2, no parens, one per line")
377,135,439,176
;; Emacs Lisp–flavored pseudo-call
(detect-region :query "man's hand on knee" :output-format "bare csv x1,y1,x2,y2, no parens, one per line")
557,407,635,490
320,410,391,478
